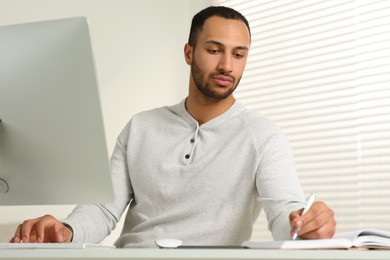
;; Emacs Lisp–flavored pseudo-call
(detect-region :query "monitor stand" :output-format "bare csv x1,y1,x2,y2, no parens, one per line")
0,119,8,193
0,178,8,193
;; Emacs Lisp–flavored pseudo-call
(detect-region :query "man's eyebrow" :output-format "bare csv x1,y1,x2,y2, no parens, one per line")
204,40,249,51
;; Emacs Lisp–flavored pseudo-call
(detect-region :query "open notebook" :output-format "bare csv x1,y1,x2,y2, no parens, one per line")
0,243,114,250
242,229,390,250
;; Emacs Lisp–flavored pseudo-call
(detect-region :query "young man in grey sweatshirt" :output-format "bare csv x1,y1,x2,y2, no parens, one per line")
11,6,336,247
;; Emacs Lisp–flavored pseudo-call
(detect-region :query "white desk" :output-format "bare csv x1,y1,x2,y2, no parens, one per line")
0,249,389,260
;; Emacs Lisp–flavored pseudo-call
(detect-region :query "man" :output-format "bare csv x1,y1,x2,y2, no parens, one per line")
10,6,335,247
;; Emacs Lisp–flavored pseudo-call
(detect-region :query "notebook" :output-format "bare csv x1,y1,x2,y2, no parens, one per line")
242,229,390,250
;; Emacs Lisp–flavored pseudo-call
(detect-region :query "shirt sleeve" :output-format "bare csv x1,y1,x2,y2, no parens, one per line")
256,131,305,240
64,129,133,243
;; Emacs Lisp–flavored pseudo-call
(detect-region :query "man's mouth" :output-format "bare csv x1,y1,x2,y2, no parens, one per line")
212,75,234,87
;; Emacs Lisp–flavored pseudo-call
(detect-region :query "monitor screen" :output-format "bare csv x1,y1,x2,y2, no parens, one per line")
0,17,114,205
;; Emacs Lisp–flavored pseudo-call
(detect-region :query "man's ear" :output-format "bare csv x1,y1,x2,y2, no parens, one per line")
184,43,193,65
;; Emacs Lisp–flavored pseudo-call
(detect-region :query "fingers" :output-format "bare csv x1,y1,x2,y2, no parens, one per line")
35,218,50,243
10,214,71,243
290,201,336,239
12,219,37,243
10,224,22,243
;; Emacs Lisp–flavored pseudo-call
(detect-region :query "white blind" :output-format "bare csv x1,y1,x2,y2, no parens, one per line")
214,0,390,241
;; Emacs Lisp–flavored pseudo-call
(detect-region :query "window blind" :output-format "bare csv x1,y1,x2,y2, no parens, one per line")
214,0,390,241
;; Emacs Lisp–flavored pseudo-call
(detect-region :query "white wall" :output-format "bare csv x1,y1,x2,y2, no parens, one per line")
0,0,209,244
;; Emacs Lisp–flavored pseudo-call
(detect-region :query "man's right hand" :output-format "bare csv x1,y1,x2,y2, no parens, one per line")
9,214,73,243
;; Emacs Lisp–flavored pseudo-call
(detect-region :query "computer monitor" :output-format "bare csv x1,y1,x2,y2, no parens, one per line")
0,17,114,205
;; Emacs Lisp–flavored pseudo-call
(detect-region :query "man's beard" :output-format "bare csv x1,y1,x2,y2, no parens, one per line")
191,57,241,100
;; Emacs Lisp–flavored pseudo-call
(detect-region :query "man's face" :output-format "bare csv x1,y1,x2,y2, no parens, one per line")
186,16,250,100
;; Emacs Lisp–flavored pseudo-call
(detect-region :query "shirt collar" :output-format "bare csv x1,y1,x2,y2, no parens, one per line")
175,98,246,128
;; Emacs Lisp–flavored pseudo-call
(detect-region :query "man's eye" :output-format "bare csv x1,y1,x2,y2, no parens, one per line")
208,49,221,54
234,53,244,59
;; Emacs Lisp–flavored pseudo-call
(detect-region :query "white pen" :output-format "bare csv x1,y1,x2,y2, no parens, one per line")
292,193,316,240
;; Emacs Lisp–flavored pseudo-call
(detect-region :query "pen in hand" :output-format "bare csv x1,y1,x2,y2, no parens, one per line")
292,193,316,240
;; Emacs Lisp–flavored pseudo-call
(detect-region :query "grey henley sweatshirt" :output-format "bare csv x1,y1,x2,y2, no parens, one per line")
65,99,305,247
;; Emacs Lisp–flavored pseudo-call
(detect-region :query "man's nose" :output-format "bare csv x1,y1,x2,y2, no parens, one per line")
217,53,233,73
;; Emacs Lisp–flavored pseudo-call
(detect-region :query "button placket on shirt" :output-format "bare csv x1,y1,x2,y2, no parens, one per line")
184,125,199,163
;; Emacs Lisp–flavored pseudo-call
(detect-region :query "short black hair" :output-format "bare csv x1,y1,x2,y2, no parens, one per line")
188,6,251,47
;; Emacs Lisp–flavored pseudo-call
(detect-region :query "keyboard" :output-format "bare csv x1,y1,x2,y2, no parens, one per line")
0,242,114,249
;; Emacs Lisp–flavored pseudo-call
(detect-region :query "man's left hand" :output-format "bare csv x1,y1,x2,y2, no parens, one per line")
289,201,336,239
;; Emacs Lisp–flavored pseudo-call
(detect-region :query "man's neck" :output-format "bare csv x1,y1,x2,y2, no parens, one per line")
185,94,236,125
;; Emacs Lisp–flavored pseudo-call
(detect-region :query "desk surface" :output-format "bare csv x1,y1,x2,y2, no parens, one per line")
0,248,389,260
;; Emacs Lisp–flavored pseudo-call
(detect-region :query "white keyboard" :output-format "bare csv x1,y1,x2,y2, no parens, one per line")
0,242,114,249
